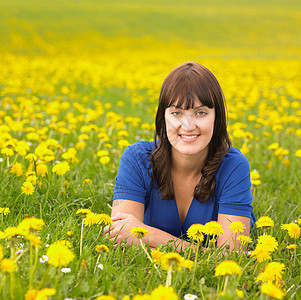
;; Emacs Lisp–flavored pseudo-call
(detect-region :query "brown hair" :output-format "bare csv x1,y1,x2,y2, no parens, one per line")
149,62,231,202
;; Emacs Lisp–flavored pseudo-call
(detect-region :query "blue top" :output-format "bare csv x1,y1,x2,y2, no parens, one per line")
113,140,256,239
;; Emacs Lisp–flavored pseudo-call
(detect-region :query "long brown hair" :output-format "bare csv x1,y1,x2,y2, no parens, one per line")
149,62,231,203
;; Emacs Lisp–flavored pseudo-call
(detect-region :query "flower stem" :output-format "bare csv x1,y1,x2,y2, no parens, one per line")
80,218,84,256
223,275,229,293
166,265,172,288
29,243,33,288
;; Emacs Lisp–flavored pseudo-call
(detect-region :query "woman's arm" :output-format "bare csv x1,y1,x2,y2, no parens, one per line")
104,199,189,250
217,213,250,250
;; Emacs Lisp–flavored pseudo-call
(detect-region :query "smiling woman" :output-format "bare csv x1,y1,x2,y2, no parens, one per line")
104,62,255,251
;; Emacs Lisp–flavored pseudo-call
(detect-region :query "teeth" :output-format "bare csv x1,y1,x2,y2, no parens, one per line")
181,135,198,139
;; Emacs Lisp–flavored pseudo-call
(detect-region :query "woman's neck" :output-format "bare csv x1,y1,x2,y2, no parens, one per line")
171,149,207,177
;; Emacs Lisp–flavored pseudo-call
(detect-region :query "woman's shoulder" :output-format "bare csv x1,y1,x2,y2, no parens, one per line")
218,147,250,175
121,140,155,164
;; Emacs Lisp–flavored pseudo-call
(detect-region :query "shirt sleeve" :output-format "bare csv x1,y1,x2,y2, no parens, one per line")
113,144,147,204
217,152,253,219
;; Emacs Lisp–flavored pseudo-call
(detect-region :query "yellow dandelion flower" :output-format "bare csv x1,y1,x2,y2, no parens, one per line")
26,234,42,248
82,178,93,186
2,226,28,240
25,289,38,300
281,223,300,239
187,224,205,242
215,260,241,276
0,207,10,215
268,143,279,150
251,244,271,263
52,162,70,176
97,150,109,157
236,289,244,298
230,221,246,234
0,258,18,273
150,285,178,300
96,296,116,300
76,208,91,215
261,281,286,299
84,212,102,227
295,149,301,157
203,221,224,237
130,227,150,239
256,262,286,282
36,163,48,177
21,182,35,195
160,252,183,272
53,240,72,248
95,245,109,253
46,243,75,267
99,156,110,165
1,148,14,157
18,217,45,231
99,213,113,226
237,235,252,245
286,244,297,250
182,259,194,271
297,218,301,225
257,235,278,252
151,248,165,264
256,216,274,229
0,244,3,261
25,153,38,162
66,231,73,237
25,288,56,300
10,162,23,176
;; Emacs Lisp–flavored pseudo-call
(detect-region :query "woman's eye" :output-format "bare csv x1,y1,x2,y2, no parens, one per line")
196,111,207,116
171,111,182,116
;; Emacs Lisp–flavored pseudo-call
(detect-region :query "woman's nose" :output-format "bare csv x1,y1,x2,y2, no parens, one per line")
180,114,196,131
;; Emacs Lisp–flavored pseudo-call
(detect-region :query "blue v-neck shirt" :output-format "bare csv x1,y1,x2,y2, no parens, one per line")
113,140,255,239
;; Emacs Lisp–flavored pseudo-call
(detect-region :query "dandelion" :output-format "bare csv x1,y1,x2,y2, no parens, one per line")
97,150,109,157
150,285,178,300
52,162,70,175
76,208,91,215
84,212,102,227
0,258,18,273
257,235,278,252
187,224,205,242
237,235,252,245
260,281,286,299
10,162,23,176
21,182,35,195
66,231,73,237
130,227,150,239
235,289,244,298
281,223,300,239
298,218,301,225
99,156,110,164
251,243,271,263
96,296,116,300
25,288,56,300
18,217,45,232
0,207,10,215
46,243,75,267
256,216,274,229
160,252,183,272
250,170,261,185
95,245,109,253
99,213,113,226
256,262,286,282
182,259,194,271
286,244,297,250
230,221,246,234
203,221,224,237
215,260,241,276
151,248,165,264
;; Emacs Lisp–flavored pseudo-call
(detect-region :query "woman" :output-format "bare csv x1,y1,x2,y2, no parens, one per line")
104,62,255,250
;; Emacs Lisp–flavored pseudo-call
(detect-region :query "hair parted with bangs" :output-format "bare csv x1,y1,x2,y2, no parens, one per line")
149,62,232,203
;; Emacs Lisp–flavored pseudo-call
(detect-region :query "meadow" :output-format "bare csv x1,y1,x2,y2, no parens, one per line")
0,0,300,299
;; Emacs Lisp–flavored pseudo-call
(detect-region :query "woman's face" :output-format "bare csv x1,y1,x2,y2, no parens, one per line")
164,98,215,158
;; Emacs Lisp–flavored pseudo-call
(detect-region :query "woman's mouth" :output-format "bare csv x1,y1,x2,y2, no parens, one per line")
179,134,200,142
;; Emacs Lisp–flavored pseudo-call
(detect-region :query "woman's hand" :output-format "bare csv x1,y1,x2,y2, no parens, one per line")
103,212,145,245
